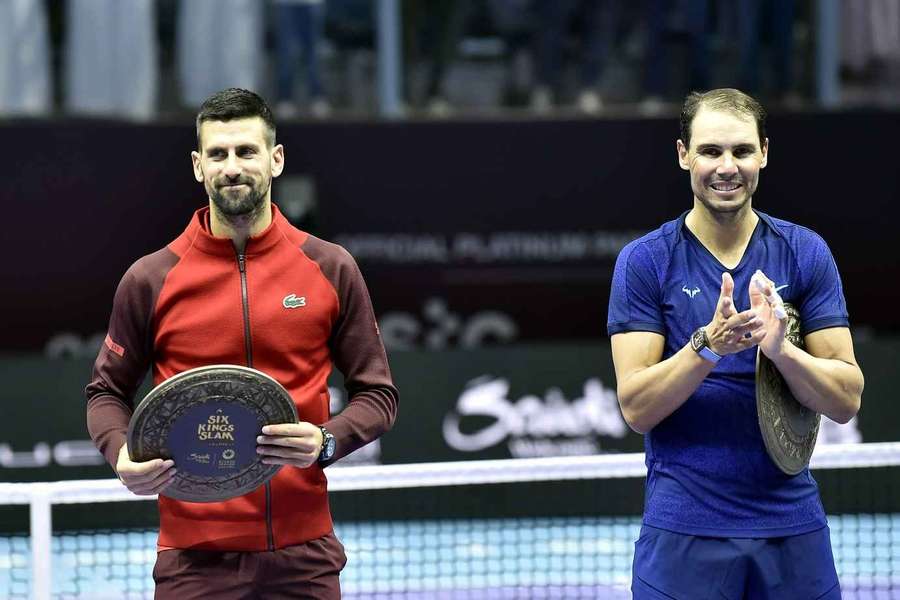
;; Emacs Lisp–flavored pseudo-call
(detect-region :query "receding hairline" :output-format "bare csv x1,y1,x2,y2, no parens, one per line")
680,88,767,149
195,115,276,150
682,106,766,156
690,104,762,139
693,101,759,125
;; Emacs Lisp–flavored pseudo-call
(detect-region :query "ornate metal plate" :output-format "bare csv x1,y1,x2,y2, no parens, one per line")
756,304,820,475
127,365,297,502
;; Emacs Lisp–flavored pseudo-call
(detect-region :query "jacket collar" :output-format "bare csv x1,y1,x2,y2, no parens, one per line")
183,203,288,257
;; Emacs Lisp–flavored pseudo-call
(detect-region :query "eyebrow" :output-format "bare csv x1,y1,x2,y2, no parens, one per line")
204,143,261,155
695,143,758,152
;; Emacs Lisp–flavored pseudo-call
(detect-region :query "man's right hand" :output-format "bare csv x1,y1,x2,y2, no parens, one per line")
115,443,177,496
704,272,767,356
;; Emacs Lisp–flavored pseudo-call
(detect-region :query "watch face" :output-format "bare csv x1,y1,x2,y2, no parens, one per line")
691,328,705,352
323,437,336,459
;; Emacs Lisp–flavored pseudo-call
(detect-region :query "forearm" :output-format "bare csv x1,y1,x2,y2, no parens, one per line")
769,343,863,423
618,343,715,433
86,395,133,468
323,384,398,464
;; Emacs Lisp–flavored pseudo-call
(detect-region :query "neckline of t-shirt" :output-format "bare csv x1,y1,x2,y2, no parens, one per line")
682,217,764,274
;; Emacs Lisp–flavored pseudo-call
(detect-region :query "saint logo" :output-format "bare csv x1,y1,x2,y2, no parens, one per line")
682,286,701,298
283,294,307,309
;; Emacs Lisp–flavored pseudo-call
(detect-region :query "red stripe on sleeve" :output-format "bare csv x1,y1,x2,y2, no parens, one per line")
104,334,125,357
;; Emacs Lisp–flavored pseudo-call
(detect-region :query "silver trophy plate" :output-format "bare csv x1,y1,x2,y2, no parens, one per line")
127,365,297,502
756,304,820,475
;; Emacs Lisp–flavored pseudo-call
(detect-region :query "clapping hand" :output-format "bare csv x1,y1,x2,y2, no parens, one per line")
749,269,788,358
704,272,767,356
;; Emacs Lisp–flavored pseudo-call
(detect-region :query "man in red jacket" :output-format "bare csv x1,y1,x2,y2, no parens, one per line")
86,88,399,599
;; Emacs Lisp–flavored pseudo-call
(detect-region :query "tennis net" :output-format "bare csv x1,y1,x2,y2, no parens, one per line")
1,442,898,599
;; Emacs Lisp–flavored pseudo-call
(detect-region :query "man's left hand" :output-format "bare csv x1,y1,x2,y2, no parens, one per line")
256,422,324,468
749,269,788,359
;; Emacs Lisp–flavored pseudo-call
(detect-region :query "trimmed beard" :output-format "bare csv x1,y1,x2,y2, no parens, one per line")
694,180,756,218
696,191,750,214
210,180,268,218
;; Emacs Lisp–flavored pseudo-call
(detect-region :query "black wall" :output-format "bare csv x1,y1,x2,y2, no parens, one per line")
3,111,898,354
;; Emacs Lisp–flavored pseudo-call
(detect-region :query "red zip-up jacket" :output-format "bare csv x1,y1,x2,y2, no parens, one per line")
86,204,398,551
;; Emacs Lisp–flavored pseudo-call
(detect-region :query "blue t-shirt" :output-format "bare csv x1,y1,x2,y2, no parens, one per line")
607,210,849,537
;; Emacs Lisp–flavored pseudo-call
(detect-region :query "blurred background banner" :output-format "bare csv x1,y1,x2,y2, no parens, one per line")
3,338,896,482
2,115,899,356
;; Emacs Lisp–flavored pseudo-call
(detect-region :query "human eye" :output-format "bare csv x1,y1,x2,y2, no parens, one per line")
207,149,226,160
733,146,755,158
700,147,721,157
238,146,257,157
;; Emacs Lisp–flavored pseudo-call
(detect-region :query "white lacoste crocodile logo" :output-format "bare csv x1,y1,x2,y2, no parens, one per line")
682,285,701,298
283,294,307,309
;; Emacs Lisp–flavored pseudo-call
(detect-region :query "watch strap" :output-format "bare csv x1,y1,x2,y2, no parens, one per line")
691,327,722,364
698,345,722,363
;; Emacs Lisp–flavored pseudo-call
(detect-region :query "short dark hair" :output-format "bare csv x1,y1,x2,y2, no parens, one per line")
680,88,767,149
195,88,276,148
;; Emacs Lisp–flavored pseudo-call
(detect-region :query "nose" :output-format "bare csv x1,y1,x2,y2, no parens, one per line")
223,152,242,179
716,152,738,177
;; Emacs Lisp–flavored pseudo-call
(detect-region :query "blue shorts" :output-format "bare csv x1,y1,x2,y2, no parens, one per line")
631,524,841,600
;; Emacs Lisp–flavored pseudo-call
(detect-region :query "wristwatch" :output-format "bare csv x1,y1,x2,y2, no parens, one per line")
690,327,722,364
317,426,336,463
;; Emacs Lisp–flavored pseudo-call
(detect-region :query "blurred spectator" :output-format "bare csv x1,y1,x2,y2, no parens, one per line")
530,0,622,115
842,0,900,79
641,0,710,113
177,0,265,107
272,0,331,119
326,0,374,47
322,0,376,113
403,0,472,115
736,0,798,104
0,0,52,116
486,0,538,108
64,0,157,120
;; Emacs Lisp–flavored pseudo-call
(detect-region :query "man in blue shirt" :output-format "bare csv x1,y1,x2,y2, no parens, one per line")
608,88,864,599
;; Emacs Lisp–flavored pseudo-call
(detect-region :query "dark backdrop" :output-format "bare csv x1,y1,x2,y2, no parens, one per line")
2,112,896,355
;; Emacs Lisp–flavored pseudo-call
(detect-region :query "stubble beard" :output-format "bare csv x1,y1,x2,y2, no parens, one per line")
696,180,756,223
209,178,270,224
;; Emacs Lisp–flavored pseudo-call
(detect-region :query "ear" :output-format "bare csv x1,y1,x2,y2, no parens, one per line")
270,144,285,178
676,139,690,171
191,150,204,183
759,137,769,169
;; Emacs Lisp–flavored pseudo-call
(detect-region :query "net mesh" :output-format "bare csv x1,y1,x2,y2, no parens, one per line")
1,443,899,599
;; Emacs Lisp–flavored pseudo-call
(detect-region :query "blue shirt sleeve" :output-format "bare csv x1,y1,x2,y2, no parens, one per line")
796,232,850,334
607,240,666,336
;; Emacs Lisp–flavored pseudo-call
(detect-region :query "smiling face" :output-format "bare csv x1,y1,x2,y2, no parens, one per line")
191,117,284,221
677,106,768,217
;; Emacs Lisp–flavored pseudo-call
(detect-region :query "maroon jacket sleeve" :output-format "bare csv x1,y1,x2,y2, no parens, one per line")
302,236,399,464
85,249,177,469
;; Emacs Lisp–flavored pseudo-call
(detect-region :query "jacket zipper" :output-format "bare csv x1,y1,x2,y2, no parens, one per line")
237,253,253,368
237,252,275,551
